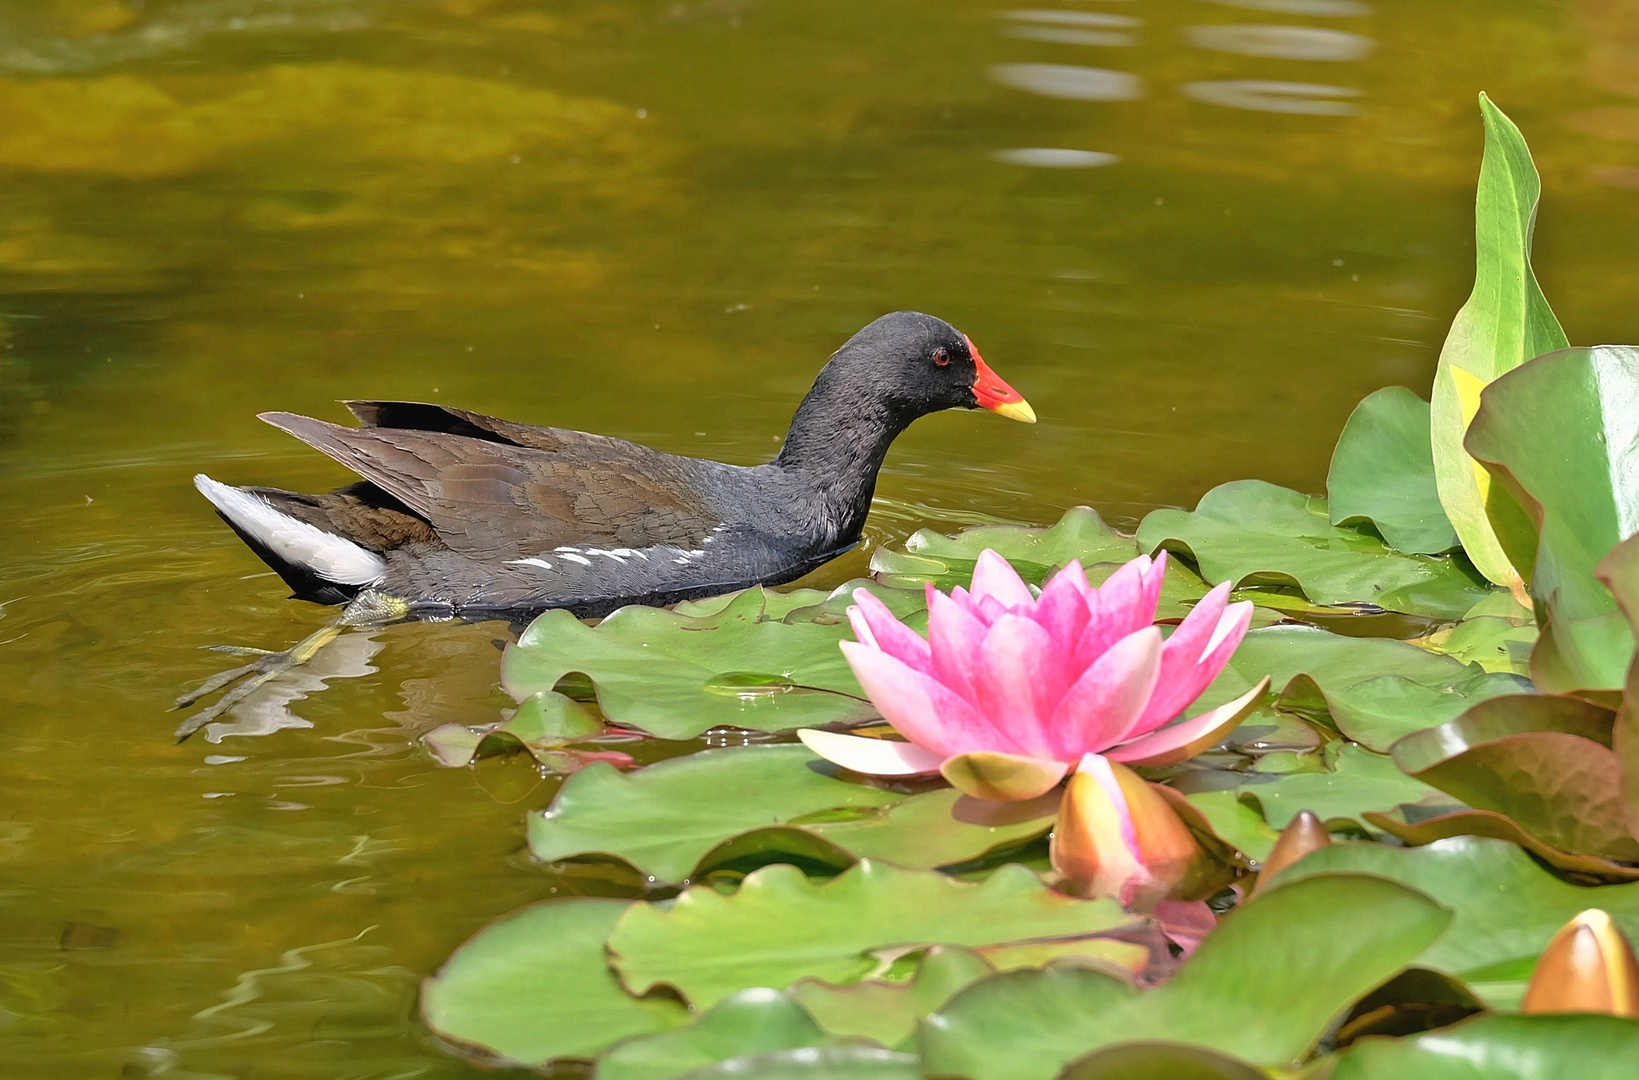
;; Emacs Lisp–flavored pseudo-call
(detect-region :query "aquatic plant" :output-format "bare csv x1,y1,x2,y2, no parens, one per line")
796,550,1262,800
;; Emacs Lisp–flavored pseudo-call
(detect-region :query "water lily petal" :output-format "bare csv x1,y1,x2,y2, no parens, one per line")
1051,626,1163,758
840,640,1013,757
1034,561,1092,656
971,549,1035,610
849,588,932,672
1073,554,1166,670
973,613,1060,757
941,750,1068,801
1108,677,1268,767
926,587,987,703
797,729,945,776
1122,582,1231,738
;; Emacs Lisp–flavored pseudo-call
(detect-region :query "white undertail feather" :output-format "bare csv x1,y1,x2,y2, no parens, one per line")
194,474,386,586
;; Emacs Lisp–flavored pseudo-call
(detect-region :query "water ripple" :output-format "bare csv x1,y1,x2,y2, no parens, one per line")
1186,24,1374,61
991,63,1146,101
1182,80,1361,114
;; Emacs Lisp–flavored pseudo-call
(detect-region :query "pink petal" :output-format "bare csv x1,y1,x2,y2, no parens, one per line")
1200,599,1255,672
1107,679,1266,767
972,614,1061,758
841,641,1018,757
848,588,931,673
1049,626,1163,758
1073,554,1165,670
971,549,1035,610
1154,900,1216,957
1034,564,1092,657
1122,582,1231,738
1049,559,1093,597
926,587,987,703
797,729,945,776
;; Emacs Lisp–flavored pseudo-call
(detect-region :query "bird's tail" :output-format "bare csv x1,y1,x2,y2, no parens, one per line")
194,474,385,589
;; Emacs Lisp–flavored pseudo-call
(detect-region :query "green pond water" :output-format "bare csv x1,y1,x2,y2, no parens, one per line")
2,0,1638,1074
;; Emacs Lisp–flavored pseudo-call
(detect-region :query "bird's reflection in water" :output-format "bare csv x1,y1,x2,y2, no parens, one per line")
201,630,384,743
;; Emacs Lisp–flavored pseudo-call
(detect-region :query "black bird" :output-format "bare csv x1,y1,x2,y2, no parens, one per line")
177,311,1034,736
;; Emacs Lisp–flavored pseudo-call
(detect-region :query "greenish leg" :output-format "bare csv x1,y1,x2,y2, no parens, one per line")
172,589,411,743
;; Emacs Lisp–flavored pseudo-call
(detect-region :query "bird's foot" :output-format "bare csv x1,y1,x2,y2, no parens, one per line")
171,590,409,743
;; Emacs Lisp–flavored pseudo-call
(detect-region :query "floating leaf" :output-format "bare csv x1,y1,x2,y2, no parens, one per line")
503,588,877,739
595,989,849,1080
918,873,1450,1080
528,746,1058,884
1058,1043,1267,1080
869,506,1136,590
1429,93,1567,587
788,946,997,1048
607,861,1138,1011
669,1047,921,1079
1327,1013,1639,1078
425,690,612,768
1235,743,1445,832
1273,837,1639,1007
1327,387,1458,554
1418,615,1537,675
1181,790,1281,864
1365,807,1639,882
1466,346,1639,691
421,898,685,1068
1137,481,1492,618
1390,693,1633,859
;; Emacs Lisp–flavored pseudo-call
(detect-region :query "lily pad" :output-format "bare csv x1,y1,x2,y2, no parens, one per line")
594,989,850,1080
528,746,1059,884
672,1047,921,1079
1364,807,1639,882
1466,345,1639,691
1389,694,1635,860
503,588,878,739
869,506,1136,590
1328,1013,1639,1079
425,690,614,768
1599,535,1639,839
1429,94,1568,588
1235,743,1445,831
1058,1043,1267,1080
1327,387,1458,555
421,898,686,1068
1416,615,1537,675
1136,481,1492,619
1180,790,1281,864
607,861,1139,1011
787,946,997,1048
918,873,1451,1080
1272,836,1639,1006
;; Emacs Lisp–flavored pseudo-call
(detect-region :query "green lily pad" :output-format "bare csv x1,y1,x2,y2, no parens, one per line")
1328,1013,1639,1079
1272,836,1639,1007
1429,94,1568,588
607,861,1139,1011
1059,1043,1267,1080
787,946,996,1049
595,989,852,1080
1467,345,1639,691
425,690,609,768
1417,615,1537,675
1389,693,1635,860
1235,743,1446,831
421,898,686,1068
1327,387,1458,555
503,588,878,739
1180,790,1281,864
673,587,837,620
918,873,1451,1080
1136,481,1492,619
1364,807,1639,882
672,1047,921,1079
528,746,1058,885
869,506,1136,590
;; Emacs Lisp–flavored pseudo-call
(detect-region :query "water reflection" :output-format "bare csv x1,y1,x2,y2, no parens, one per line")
1193,0,1370,15
1182,80,1362,114
1002,8,1138,47
992,148,1121,168
990,63,1145,101
1185,24,1373,61
201,631,383,744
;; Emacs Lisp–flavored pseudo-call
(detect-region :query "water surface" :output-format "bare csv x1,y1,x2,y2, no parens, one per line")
3,0,1639,1075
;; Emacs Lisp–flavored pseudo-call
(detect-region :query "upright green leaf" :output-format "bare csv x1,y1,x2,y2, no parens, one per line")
1327,387,1458,554
1466,346,1639,690
918,873,1450,1080
1598,535,1639,840
1429,94,1567,586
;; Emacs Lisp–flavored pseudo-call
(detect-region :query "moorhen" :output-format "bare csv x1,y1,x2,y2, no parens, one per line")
176,311,1034,737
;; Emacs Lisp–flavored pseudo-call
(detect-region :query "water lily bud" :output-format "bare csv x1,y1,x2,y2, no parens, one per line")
1521,909,1639,1018
1251,809,1331,895
1051,754,1203,908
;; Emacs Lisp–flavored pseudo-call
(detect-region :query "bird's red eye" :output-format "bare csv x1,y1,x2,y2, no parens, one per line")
933,348,950,367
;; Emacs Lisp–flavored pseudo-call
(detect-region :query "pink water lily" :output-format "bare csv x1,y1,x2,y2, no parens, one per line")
799,549,1265,801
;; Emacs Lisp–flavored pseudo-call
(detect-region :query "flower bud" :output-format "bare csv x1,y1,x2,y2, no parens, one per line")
1051,754,1203,909
1251,809,1331,895
1521,909,1639,1018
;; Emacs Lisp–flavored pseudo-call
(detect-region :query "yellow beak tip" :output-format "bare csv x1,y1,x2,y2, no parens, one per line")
992,399,1037,424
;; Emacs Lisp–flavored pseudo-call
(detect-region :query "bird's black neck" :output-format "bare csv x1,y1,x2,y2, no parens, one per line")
770,365,912,542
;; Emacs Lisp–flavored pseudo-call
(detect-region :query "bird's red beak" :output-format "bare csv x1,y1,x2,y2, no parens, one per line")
967,335,1036,424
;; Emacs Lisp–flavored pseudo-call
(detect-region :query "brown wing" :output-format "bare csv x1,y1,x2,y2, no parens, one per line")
342,400,637,457
260,411,723,557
